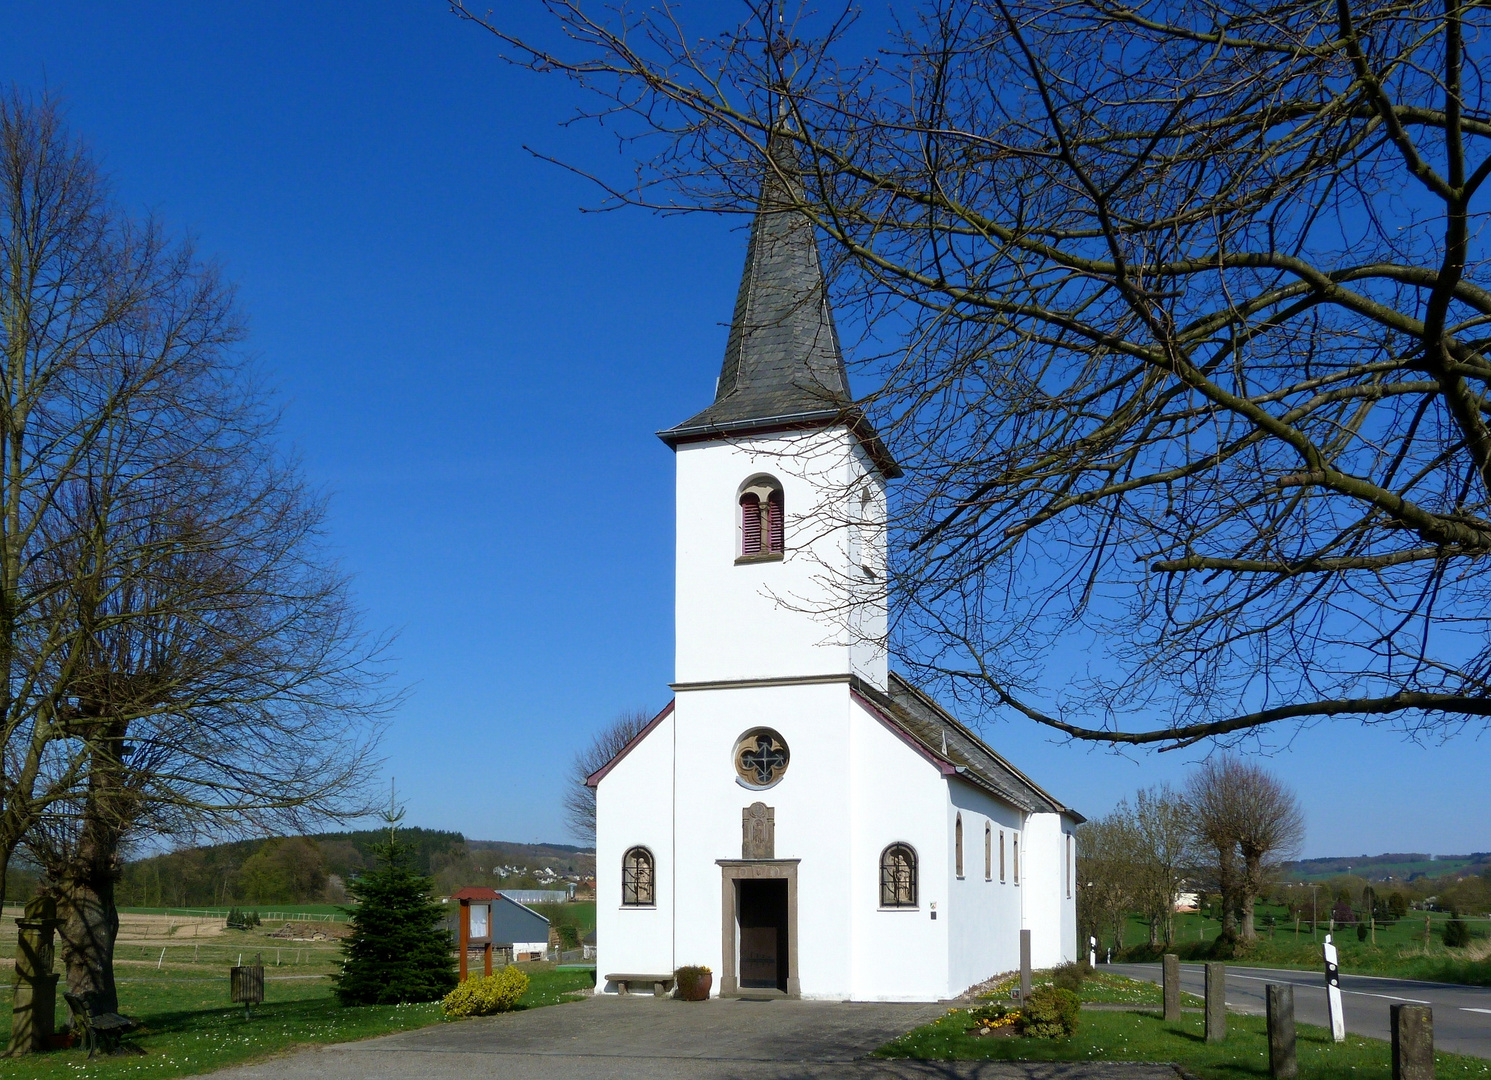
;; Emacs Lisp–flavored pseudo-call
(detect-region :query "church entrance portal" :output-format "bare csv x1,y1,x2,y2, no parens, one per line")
737,879,788,990
716,859,799,997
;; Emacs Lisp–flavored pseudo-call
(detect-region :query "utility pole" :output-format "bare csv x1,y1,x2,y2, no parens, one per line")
1310,884,1320,936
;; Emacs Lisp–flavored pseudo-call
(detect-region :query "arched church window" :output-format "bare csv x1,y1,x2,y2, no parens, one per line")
738,476,784,559
622,847,655,907
880,843,918,908
955,814,964,879
734,728,790,789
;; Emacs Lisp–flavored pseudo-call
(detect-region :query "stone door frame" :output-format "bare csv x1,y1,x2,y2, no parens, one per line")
716,858,800,998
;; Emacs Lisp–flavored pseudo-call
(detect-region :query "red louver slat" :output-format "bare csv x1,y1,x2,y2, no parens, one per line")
767,492,784,553
740,494,762,556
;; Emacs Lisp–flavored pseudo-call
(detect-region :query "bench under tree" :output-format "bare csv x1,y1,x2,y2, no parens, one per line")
62,992,141,1057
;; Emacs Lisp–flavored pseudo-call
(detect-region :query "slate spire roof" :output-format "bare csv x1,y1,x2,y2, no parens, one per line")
659,135,900,477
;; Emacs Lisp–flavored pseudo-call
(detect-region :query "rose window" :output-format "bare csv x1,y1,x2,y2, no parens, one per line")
734,728,790,789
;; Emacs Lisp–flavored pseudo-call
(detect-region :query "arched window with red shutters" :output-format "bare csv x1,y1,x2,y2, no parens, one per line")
739,493,762,557
737,476,784,560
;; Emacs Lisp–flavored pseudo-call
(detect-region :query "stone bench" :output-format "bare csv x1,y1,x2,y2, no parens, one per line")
605,972,675,998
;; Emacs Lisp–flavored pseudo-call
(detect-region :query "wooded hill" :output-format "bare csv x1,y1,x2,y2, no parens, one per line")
116,831,595,908
1284,853,1491,883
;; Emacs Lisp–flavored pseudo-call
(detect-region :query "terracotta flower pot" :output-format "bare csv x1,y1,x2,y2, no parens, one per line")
676,967,712,1001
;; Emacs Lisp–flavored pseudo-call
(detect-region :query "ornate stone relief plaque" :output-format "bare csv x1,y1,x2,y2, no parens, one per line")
742,801,775,859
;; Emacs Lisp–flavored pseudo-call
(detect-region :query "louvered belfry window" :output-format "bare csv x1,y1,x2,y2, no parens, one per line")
766,491,784,553
738,476,785,558
879,843,917,908
740,493,763,557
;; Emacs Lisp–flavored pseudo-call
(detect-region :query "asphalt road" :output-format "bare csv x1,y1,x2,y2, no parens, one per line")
1109,961,1491,1059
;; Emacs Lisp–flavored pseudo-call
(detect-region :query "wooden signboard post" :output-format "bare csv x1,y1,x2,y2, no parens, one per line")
452,887,499,982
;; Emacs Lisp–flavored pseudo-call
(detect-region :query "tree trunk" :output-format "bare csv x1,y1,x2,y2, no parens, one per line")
48,717,130,1014
53,838,120,1013
1239,886,1257,941
1216,847,1239,940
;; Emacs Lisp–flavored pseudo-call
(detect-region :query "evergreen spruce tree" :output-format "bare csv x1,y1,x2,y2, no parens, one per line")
335,797,457,1005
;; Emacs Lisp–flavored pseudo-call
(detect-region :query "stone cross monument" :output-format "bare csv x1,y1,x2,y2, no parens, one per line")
6,895,61,1055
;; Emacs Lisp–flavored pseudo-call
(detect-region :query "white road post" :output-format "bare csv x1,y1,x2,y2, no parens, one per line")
1089,936,1097,968
1322,934,1346,1042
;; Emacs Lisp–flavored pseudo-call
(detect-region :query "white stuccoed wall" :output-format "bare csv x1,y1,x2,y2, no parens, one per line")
1020,812,1078,968
945,783,1027,995
671,682,855,998
593,707,676,986
848,697,949,1001
674,430,887,689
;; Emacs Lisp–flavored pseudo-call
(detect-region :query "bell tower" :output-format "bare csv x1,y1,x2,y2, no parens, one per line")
657,134,898,690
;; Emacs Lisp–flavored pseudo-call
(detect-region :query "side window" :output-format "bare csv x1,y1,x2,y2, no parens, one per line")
1013,834,1020,885
622,846,655,906
985,822,992,881
738,476,784,559
879,843,918,908
1067,833,1073,899
955,814,964,879
1000,830,1006,883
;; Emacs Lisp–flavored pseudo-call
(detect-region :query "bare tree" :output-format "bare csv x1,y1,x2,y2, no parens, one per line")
0,90,388,1016
1231,764,1306,940
564,708,653,843
1187,756,1304,943
1131,785,1195,947
456,0,1491,749
1076,810,1137,952
1187,758,1245,942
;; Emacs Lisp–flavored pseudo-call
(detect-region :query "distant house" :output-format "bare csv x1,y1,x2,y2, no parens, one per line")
1174,891,1200,912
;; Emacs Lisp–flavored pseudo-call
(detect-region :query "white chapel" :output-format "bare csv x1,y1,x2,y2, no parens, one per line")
589,143,1082,1002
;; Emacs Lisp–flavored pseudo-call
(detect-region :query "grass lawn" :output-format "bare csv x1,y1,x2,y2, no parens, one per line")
979,969,1204,1008
0,962,593,1080
878,1001,1491,1080
530,901,596,934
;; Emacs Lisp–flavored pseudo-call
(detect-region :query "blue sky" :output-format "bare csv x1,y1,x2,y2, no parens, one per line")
4,1,1485,859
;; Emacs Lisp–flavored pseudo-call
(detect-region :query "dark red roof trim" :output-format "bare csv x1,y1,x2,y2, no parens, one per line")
584,700,676,788
450,886,501,901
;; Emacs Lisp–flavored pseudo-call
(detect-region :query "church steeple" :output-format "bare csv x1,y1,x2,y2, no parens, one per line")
659,135,899,478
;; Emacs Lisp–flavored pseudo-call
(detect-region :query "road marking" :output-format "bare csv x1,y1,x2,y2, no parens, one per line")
1223,972,1431,1004
1461,1008,1491,1015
